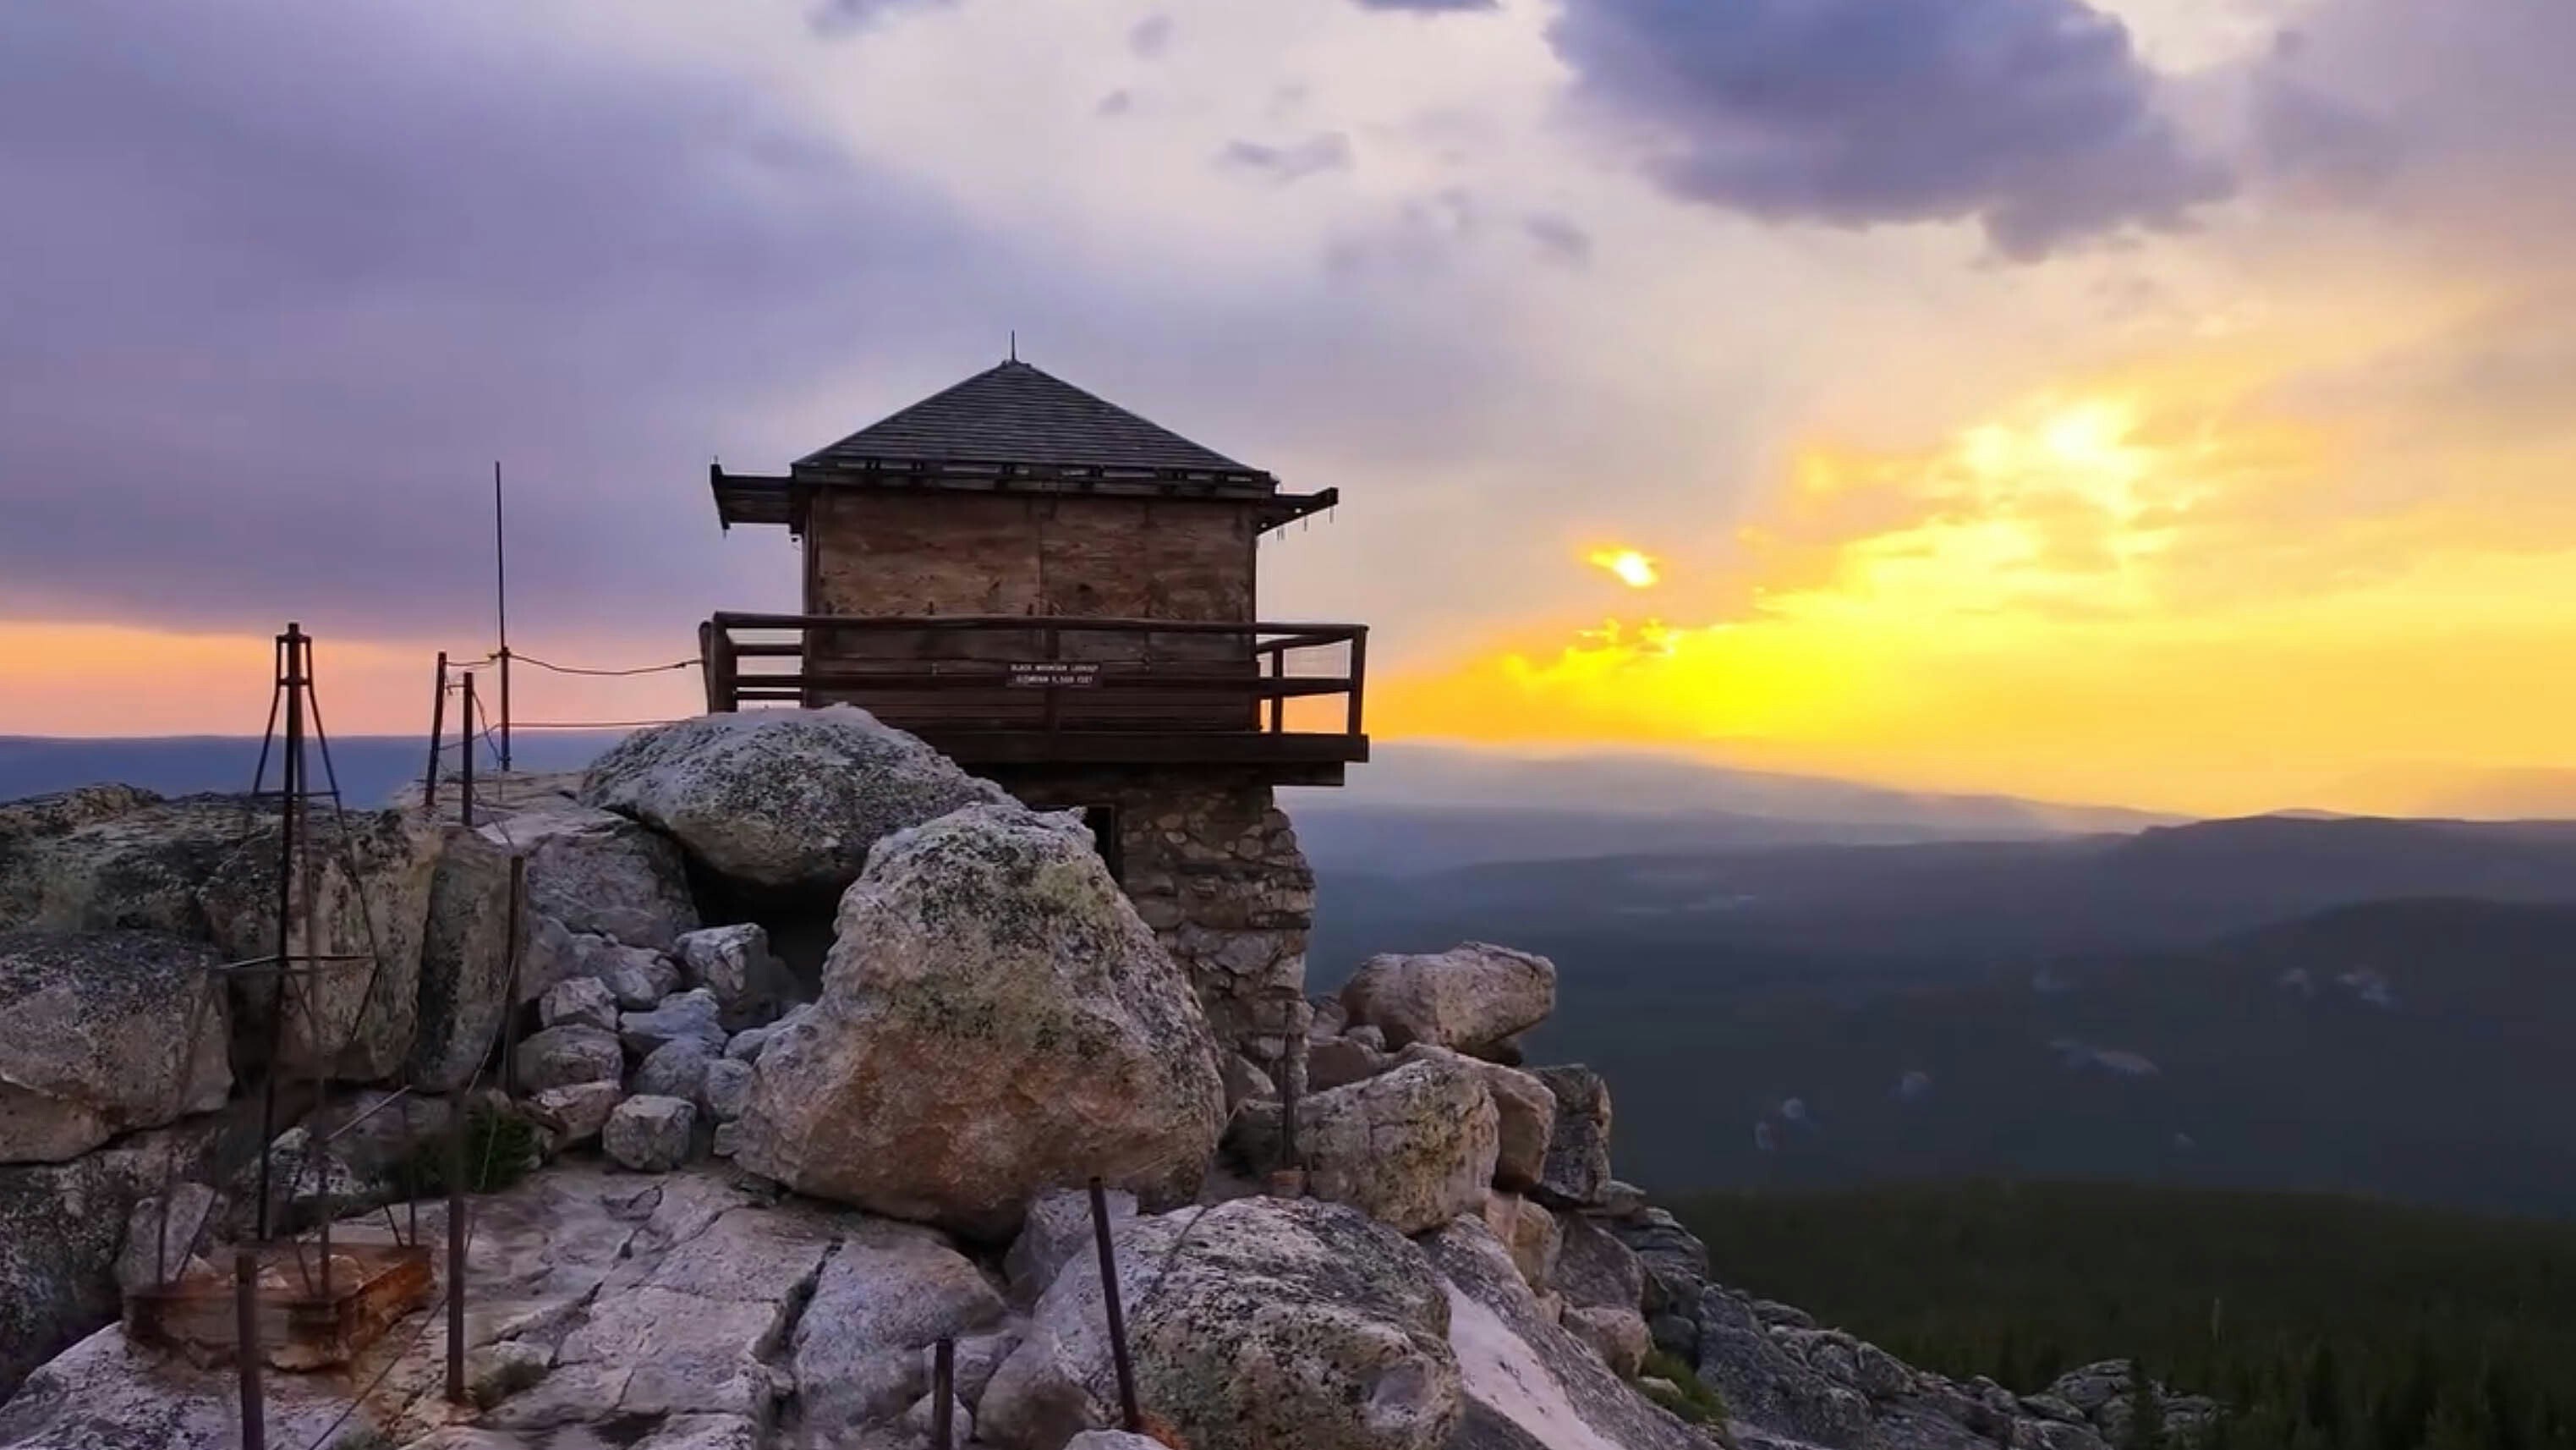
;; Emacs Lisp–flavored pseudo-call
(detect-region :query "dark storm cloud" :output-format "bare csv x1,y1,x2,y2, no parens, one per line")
1216,134,1356,184
1546,0,2233,259
0,3,1011,640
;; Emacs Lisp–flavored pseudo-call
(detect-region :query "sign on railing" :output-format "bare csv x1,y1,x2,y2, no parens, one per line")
1007,662,1104,689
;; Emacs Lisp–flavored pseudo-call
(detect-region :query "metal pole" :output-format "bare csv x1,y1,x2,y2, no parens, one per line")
445,1113,468,1403
931,1337,956,1450
458,673,478,831
494,460,512,774
501,854,527,1096
235,1248,266,1450
425,651,448,813
255,626,302,1243
1088,1176,1142,1431
1280,1053,1301,1176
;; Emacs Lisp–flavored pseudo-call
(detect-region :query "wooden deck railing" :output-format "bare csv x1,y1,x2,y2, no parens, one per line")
698,613,1367,747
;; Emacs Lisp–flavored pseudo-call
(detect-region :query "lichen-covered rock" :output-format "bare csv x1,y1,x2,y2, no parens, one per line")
790,1217,1008,1437
115,1182,222,1293
1554,1211,1646,1312
621,988,726,1057
578,706,1011,898
0,1125,216,1400
486,803,699,951
734,806,1225,1238
983,1196,1461,1450
1695,1285,1872,1447
515,1025,625,1094
1608,1206,1709,1317
1396,1044,1554,1193
1340,942,1555,1059
672,923,788,1027
0,794,255,938
526,1081,622,1147
199,806,443,1082
540,975,621,1033
1477,1190,1561,1293
1238,1056,1498,1234
604,1096,694,1172
408,826,528,1091
1422,1215,1710,1450
1310,1032,1397,1091
1530,1064,1614,1208
0,931,231,1162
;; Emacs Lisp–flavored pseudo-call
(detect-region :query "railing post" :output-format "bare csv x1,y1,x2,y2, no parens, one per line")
501,854,527,1096
446,1112,468,1404
1089,1176,1143,1431
235,1247,266,1450
1267,639,1285,734
424,651,448,812
458,674,477,831
931,1337,956,1450
1346,627,1367,737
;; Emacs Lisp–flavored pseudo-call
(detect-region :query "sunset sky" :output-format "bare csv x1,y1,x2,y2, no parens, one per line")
5,0,2572,817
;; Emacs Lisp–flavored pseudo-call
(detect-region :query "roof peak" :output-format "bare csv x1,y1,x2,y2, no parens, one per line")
797,360,1268,482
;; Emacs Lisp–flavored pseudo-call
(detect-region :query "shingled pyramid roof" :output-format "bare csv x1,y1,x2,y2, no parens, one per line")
796,360,1269,483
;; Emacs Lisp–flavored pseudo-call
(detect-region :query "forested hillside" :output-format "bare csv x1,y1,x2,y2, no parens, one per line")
1674,1181,2576,1449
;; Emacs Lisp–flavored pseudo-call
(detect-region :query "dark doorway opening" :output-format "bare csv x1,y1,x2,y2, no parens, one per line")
1081,805,1123,884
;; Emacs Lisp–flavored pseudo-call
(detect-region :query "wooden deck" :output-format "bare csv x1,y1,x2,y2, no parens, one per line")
699,612,1369,779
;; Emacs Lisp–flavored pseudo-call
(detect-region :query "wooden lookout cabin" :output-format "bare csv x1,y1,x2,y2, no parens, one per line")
700,358,1367,1066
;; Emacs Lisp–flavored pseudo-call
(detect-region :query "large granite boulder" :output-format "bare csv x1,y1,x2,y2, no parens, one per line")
1236,1056,1499,1234
0,794,260,938
199,806,442,1082
1340,942,1556,1059
0,931,231,1162
734,806,1225,1237
1396,1043,1554,1193
604,1096,695,1172
408,825,526,1090
1422,1217,1710,1450
981,1196,1462,1450
578,706,1011,899
1694,1285,1872,1447
1554,1211,1647,1312
481,804,699,951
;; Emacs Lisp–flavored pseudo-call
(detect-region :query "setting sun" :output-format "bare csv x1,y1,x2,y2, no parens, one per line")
1587,548,1661,590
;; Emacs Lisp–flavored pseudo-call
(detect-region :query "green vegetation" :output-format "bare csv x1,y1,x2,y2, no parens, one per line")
1672,1180,2576,1450
1636,1348,1728,1426
395,1102,540,1197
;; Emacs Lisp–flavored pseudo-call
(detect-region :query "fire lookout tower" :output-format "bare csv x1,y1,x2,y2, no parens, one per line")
699,358,1366,1066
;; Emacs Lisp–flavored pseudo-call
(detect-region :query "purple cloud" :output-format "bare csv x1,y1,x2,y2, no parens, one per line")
1217,134,1356,184
1546,0,2233,259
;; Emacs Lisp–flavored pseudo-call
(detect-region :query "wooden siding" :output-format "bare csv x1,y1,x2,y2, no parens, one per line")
801,492,1258,728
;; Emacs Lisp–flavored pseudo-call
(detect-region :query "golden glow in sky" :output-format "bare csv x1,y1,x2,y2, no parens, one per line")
1374,316,2576,817
1587,549,1662,590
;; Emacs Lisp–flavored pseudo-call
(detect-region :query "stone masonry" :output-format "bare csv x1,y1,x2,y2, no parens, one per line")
992,768,1316,1073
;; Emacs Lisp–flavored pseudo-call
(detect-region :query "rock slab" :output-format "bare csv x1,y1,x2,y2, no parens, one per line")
0,931,232,1163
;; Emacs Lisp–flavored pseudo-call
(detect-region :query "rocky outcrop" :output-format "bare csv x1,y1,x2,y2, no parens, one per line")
1341,942,1556,1060
578,706,1010,899
485,803,699,952
788,1217,1009,1438
620,988,726,1057
0,1124,217,1401
567,931,684,1009
0,931,231,1162
406,825,524,1091
1531,1066,1614,1209
199,806,442,1082
514,1024,624,1093
0,794,258,939
984,1196,1463,1450
734,805,1225,1237
1424,1216,1712,1450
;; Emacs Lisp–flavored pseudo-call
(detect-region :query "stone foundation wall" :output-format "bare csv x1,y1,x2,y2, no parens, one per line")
992,767,1315,1072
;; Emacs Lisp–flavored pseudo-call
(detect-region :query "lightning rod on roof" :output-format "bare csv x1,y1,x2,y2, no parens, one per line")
1009,329,1017,362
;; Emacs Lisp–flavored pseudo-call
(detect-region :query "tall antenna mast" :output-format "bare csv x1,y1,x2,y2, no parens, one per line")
493,460,512,773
